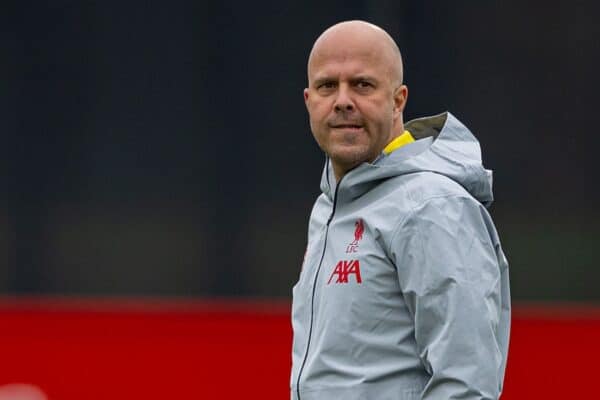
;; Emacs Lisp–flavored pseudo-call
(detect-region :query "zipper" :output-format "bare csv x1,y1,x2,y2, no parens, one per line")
296,177,342,400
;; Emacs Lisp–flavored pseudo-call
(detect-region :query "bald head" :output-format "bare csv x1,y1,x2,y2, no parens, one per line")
307,20,404,87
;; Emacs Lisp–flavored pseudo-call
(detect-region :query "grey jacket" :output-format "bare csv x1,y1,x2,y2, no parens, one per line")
291,112,511,400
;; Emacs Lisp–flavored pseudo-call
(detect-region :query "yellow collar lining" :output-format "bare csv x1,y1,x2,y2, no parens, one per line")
382,130,415,155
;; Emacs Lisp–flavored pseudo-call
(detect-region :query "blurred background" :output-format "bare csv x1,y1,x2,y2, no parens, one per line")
3,1,599,300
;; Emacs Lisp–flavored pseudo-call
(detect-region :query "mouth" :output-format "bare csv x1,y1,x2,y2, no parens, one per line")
330,124,364,130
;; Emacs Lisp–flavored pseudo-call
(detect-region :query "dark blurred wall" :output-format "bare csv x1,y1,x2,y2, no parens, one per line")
3,1,599,300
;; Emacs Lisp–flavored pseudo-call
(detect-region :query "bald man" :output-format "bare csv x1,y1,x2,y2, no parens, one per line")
291,21,510,400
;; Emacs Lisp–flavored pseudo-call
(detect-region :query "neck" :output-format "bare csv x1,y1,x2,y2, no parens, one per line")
332,163,349,182
331,121,405,182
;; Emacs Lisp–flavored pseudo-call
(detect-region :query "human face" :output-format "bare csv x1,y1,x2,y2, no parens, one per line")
304,39,406,179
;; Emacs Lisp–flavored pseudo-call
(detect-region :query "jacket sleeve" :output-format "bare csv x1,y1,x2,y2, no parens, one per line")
389,195,510,400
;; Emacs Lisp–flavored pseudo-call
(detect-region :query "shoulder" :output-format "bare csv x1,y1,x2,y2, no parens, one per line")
356,172,478,252
370,171,476,222
388,183,494,259
389,171,474,208
381,172,490,250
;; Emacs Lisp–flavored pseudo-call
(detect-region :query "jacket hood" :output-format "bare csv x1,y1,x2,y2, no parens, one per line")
319,112,494,207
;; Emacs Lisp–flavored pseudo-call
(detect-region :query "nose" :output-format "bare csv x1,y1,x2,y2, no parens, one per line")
333,86,355,113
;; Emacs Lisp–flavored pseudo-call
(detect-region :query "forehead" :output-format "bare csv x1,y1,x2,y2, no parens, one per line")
308,35,392,81
310,48,387,80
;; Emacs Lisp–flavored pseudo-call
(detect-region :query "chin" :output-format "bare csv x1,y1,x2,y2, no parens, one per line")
329,146,371,168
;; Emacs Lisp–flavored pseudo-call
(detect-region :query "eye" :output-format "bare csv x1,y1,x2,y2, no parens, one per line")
318,81,336,89
356,80,373,89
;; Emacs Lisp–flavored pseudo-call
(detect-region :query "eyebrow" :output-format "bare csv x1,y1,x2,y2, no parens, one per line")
350,75,377,83
312,75,378,87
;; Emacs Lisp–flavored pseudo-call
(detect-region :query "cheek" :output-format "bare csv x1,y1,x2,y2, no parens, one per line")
310,102,329,121
309,118,321,139
308,110,328,146
308,113,324,136
308,104,331,133
364,101,394,127
310,126,329,153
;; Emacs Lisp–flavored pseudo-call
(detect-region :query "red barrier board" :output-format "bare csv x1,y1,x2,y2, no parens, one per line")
0,298,598,399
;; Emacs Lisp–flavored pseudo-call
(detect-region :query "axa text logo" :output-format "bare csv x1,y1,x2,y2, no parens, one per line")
327,260,362,284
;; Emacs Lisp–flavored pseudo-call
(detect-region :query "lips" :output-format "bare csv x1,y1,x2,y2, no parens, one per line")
332,124,362,129
329,121,364,130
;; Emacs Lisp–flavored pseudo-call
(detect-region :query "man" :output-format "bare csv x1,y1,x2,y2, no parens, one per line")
291,21,510,400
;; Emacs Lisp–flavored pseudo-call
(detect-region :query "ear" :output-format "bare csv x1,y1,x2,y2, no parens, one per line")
393,85,408,118
304,88,310,109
